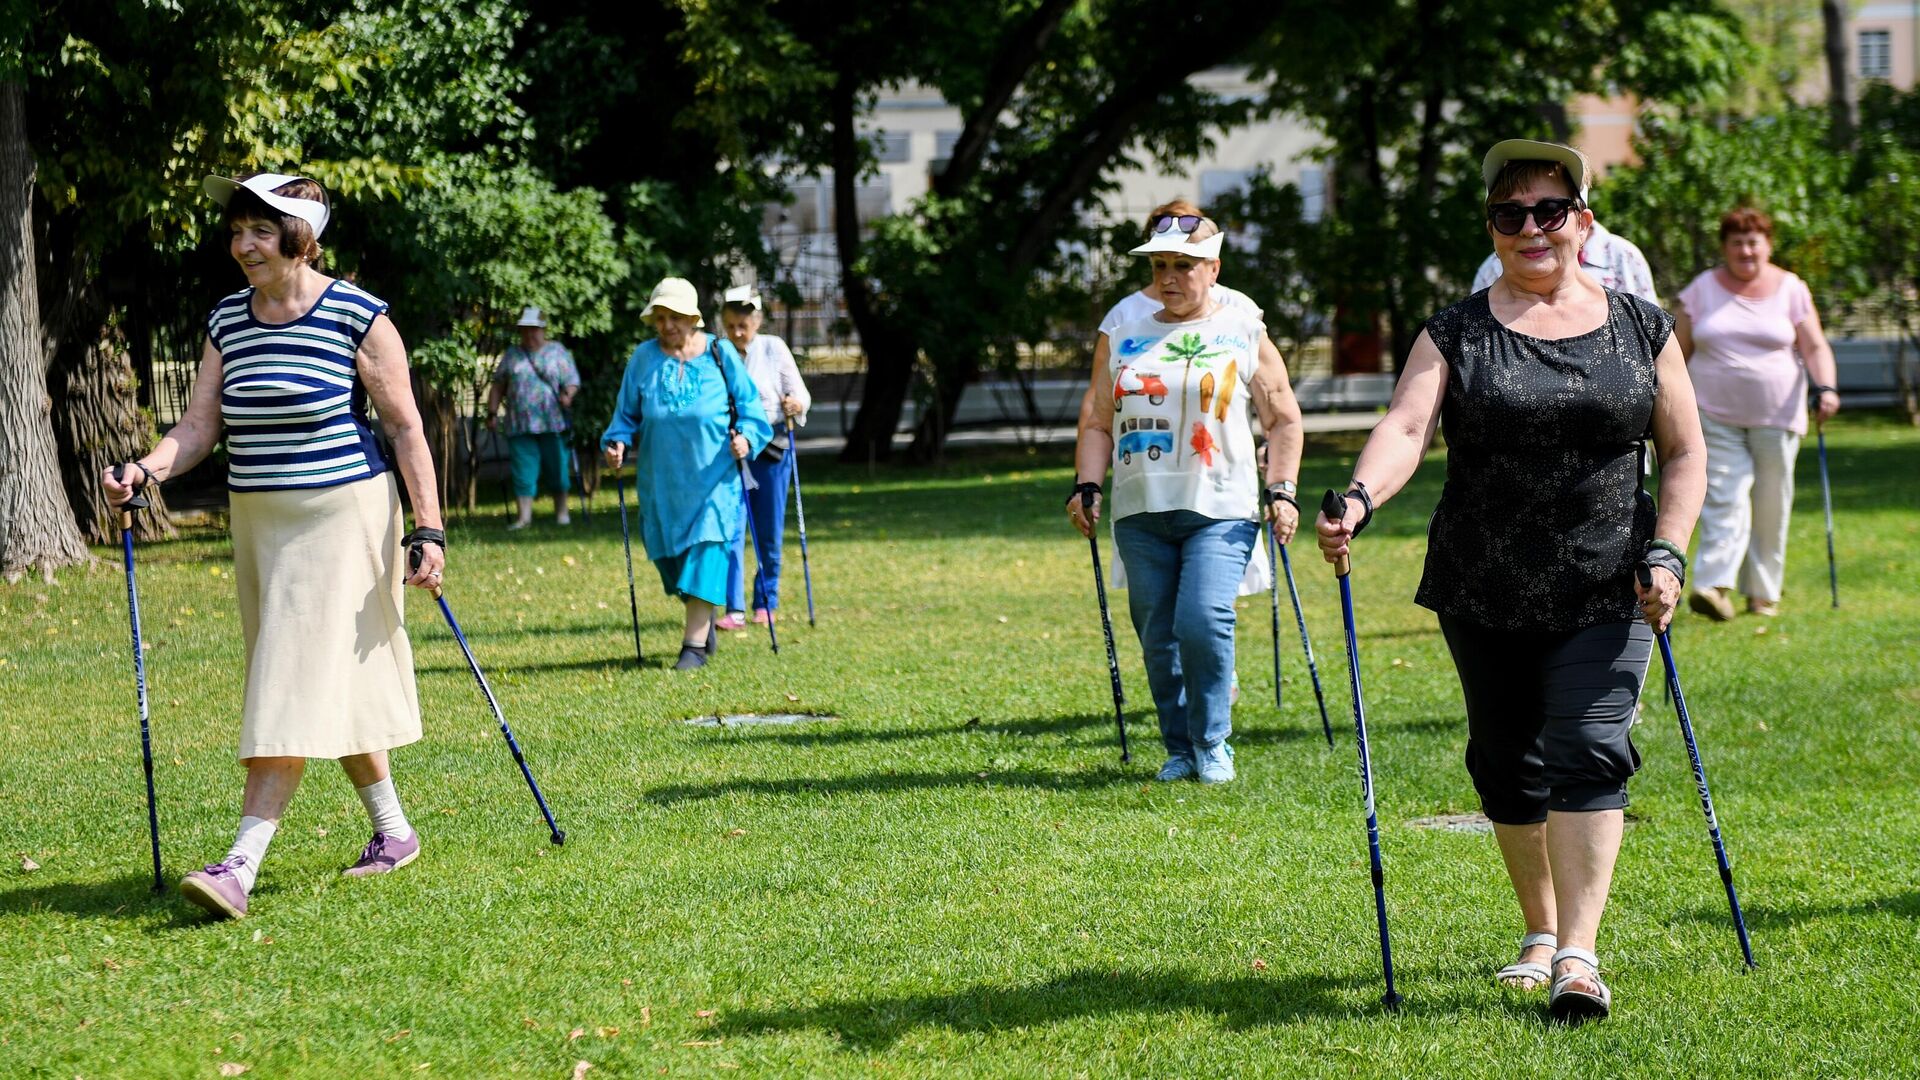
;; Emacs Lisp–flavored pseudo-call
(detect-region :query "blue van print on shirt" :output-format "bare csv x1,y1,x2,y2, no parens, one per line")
1116,416,1174,464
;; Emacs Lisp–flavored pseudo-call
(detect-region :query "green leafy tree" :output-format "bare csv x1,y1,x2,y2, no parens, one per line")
3,0,529,573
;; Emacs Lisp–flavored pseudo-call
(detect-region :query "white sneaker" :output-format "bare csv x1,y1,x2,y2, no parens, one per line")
1195,743,1236,784
1156,755,1197,782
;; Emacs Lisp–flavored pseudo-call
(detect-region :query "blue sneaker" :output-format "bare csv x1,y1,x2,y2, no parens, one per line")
1196,742,1236,784
1156,755,1197,782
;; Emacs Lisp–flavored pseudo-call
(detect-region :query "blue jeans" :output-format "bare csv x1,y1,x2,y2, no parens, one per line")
1112,510,1257,757
726,448,795,612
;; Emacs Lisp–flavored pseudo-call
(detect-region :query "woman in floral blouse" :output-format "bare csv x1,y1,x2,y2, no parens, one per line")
487,305,581,529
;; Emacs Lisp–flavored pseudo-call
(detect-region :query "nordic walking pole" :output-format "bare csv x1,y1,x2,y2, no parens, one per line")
415,546,565,845
1322,489,1402,1009
1261,501,1286,713
736,447,778,653
113,465,163,892
1816,422,1838,608
1278,541,1334,748
1638,565,1756,968
1080,487,1130,764
787,427,817,627
612,460,644,665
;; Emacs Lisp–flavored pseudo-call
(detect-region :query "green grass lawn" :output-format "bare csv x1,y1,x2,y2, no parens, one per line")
4,418,1917,1078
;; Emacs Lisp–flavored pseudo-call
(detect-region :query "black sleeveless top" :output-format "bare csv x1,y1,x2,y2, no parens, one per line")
1414,289,1672,632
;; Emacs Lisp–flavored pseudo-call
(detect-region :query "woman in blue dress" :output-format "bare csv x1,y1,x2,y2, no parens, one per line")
603,278,772,670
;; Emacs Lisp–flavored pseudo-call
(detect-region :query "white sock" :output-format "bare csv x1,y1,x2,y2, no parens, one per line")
223,815,277,893
356,777,414,842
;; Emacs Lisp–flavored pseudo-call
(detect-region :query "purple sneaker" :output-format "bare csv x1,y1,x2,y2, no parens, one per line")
179,860,249,920
342,830,420,877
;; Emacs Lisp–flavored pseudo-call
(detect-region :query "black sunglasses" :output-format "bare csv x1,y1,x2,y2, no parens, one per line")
1487,197,1582,236
1149,214,1204,236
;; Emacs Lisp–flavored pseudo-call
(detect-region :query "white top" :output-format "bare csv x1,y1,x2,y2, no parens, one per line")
741,334,811,429
1098,285,1263,337
1106,307,1263,523
1470,221,1660,304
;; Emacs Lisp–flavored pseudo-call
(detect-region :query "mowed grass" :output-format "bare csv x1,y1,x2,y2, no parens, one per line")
3,418,1917,1078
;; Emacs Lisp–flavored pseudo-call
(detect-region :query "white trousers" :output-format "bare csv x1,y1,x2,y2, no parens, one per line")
1695,414,1800,602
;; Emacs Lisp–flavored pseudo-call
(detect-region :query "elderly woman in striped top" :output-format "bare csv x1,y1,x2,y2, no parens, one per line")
103,172,445,920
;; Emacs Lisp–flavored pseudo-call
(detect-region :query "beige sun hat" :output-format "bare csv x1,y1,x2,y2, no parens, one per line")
641,277,704,326
1481,139,1591,200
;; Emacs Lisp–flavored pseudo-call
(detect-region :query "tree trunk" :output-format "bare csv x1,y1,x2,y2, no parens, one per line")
50,320,176,544
0,81,90,581
1823,0,1856,150
906,347,981,463
828,72,921,464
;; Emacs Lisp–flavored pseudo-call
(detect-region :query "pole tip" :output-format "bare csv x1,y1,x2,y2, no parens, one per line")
1382,991,1404,1011
551,831,567,846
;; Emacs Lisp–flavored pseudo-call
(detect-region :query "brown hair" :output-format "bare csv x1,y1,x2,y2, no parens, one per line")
220,175,327,264
1143,198,1203,238
1486,161,1579,205
1141,198,1220,247
1719,206,1773,241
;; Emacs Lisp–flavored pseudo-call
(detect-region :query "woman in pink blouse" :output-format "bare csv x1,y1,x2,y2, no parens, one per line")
1675,207,1841,620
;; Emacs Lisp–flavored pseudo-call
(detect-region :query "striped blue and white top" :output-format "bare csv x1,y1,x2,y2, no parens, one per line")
208,280,395,492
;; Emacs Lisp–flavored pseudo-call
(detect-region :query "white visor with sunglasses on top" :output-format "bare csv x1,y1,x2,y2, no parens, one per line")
203,173,331,239
1129,215,1224,259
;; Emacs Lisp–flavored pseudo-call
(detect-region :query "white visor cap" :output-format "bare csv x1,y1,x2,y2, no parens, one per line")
721,284,762,310
1129,225,1224,259
203,173,330,239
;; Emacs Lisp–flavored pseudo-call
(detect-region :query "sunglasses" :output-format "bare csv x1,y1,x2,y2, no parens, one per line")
1486,197,1582,236
1149,214,1204,236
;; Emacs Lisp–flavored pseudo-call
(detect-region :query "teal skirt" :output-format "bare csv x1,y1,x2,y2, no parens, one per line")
653,541,730,606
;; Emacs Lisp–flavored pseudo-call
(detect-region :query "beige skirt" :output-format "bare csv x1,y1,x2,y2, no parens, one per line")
230,473,422,760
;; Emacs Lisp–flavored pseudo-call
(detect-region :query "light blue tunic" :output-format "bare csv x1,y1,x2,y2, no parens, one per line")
601,335,773,567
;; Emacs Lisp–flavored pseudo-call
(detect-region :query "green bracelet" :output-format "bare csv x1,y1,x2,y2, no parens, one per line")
1646,538,1688,569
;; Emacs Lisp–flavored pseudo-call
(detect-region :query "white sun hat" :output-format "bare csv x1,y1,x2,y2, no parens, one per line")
1129,217,1224,259
202,172,330,238
721,284,762,309
516,306,546,327
641,277,704,326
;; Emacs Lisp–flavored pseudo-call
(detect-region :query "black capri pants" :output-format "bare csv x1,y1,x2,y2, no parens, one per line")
1438,615,1653,825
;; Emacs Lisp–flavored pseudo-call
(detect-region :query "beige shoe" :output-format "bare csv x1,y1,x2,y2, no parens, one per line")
1688,587,1735,622
1746,598,1779,617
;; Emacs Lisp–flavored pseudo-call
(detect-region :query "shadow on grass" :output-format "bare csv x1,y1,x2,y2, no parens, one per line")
715,965,1545,1049
0,874,229,931
685,711,1324,750
1676,890,1920,930
646,763,1140,805
416,652,668,676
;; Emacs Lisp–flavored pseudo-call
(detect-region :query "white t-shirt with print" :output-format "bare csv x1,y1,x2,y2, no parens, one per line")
1099,285,1264,337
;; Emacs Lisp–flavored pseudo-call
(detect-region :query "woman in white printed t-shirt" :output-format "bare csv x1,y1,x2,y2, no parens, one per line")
1069,214,1305,784
1085,200,1275,608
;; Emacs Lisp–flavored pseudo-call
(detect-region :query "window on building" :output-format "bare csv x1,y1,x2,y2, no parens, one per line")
934,130,963,159
1860,28,1892,80
873,131,911,163
1199,168,1257,207
1297,166,1326,224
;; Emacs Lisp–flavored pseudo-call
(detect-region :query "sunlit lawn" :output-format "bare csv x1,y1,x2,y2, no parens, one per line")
3,418,1917,1077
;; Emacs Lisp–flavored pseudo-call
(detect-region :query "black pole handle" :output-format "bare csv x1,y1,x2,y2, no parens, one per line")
1321,489,1351,577
113,464,151,514
1635,564,1653,591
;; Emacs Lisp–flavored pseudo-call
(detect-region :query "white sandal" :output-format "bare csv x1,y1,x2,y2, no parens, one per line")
1549,946,1612,1023
1494,931,1557,989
